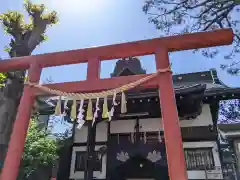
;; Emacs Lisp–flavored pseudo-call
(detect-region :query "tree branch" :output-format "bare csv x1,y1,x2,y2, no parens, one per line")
143,0,240,74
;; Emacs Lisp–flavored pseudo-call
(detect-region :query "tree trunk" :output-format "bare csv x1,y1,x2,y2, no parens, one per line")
0,5,57,173
0,70,26,166
0,39,33,166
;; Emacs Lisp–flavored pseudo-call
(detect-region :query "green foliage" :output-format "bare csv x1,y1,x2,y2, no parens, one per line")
0,0,58,57
143,0,240,75
0,72,7,87
24,0,58,25
19,118,58,179
0,11,24,34
0,0,58,89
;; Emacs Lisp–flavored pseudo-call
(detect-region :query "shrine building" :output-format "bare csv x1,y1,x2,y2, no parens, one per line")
36,57,240,180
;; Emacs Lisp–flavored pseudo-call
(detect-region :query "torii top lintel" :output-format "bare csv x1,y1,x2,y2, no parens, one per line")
0,28,233,73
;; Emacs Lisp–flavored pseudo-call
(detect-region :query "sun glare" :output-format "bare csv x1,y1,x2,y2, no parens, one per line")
55,0,107,14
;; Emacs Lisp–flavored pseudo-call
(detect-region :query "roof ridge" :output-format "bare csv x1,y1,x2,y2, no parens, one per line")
210,68,228,88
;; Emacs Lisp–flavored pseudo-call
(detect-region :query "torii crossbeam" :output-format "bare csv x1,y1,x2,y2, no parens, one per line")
0,29,233,180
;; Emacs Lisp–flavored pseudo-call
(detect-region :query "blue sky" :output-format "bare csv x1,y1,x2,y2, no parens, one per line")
0,0,239,135
0,0,239,87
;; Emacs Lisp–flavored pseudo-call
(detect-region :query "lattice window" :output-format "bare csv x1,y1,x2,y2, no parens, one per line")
75,151,102,172
145,132,161,144
184,148,215,170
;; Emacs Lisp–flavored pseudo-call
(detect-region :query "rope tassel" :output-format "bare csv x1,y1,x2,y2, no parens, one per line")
121,92,127,113
70,98,77,121
54,96,62,116
102,96,108,119
86,99,93,121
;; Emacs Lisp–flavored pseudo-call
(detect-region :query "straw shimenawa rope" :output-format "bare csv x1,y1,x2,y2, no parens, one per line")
25,67,171,99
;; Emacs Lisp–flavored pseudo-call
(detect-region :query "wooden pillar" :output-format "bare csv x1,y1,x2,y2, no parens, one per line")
87,57,100,80
86,122,97,180
85,57,100,180
0,62,42,180
155,47,188,180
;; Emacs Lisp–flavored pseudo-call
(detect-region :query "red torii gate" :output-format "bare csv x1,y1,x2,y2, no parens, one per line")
0,29,233,180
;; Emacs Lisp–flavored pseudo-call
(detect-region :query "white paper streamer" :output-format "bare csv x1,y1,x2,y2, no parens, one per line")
63,98,69,116
113,91,117,106
108,91,117,121
92,97,100,126
108,106,115,121
64,98,69,109
77,99,85,129
108,111,112,121
77,119,85,129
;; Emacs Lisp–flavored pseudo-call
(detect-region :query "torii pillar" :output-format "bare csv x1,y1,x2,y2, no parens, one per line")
156,47,188,180
0,62,42,180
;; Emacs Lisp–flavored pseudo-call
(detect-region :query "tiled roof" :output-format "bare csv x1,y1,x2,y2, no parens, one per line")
111,57,146,77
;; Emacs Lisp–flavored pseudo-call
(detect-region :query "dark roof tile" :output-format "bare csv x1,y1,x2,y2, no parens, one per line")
111,57,146,77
